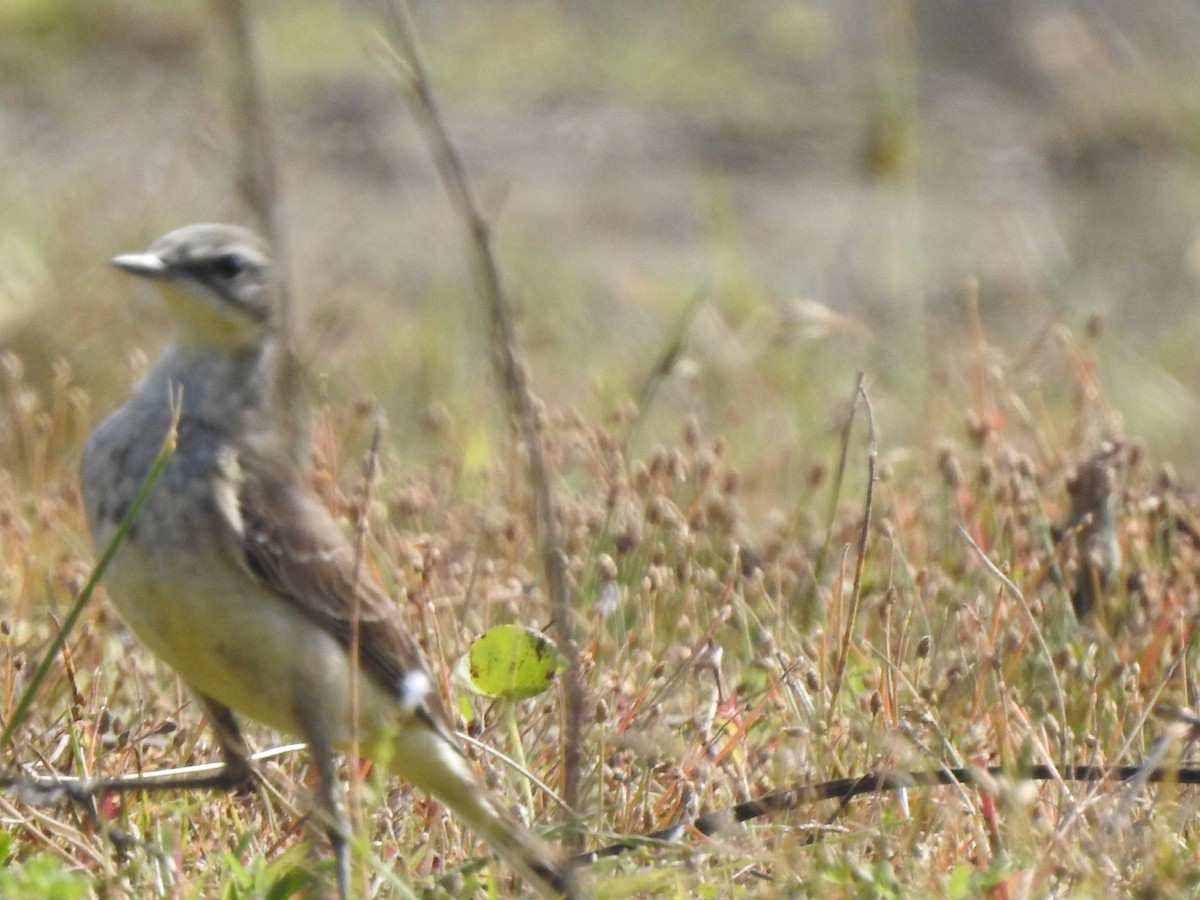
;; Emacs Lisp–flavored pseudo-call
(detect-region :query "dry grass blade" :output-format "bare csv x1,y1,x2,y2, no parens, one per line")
793,371,864,617
828,374,875,714
625,287,708,444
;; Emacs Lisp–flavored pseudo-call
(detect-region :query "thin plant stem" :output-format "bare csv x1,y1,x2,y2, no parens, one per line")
374,1,584,844
0,391,181,760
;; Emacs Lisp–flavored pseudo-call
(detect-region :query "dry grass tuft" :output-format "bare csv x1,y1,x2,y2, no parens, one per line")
5,316,1200,896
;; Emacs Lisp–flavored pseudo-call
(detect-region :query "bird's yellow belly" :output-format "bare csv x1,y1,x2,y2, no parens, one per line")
102,542,397,746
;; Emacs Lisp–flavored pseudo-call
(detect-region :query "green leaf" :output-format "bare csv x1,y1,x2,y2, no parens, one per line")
457,624,565,700
945,864,973,899
0,854,90,900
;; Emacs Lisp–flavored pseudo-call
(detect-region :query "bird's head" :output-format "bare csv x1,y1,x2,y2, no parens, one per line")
112,224,274,354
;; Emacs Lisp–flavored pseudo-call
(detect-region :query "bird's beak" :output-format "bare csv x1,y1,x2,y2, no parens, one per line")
111,252,169,278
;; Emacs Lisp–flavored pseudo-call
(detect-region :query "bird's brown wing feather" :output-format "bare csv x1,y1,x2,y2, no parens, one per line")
227,439,453,728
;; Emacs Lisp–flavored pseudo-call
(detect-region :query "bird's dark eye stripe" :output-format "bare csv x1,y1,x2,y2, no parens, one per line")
212,253,248,279
182,253,254,281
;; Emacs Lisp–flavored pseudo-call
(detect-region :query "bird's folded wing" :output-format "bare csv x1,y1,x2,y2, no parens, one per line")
219,437,453,728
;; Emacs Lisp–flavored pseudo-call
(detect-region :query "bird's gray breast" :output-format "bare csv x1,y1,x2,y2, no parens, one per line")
81,403,236,571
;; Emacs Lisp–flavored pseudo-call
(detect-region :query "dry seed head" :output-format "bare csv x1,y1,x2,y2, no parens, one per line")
649,445,668,479
10,386,36,419
705,495,733,529
1127,441,1142,470
667,449,688,482
593,425,617,454
393,482,432,518
502,516,519,543
937,445,963,490
68,386,90,417
963,409,985,445
1043,716,1061,741
1157,463,1175,491
613,520,641,555
0,351,23,383
1016,453,1036,481
648,495,686,530
1124,661,1141,689
422,401,453,435
978,458,995,489
51,356,71,389
720,469,739,496
632,461,651,493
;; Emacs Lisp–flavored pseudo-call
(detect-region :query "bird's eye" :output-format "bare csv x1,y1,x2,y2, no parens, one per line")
212,253,247,279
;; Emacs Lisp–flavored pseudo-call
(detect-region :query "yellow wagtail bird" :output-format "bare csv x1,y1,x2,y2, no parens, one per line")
80,223,574,897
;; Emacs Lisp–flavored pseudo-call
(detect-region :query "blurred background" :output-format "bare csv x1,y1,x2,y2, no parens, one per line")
4,0,1200,493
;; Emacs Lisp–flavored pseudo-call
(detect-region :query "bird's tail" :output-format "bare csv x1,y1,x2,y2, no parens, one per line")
382,719,576,898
